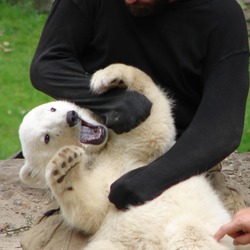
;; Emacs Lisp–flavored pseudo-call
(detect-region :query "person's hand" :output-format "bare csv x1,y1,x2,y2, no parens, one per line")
214,207,250,246
89,88,152,134
108,167,162,210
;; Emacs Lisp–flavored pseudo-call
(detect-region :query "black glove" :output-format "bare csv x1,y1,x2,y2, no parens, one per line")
86,88,152,134
108,167,149,210
108,152,188,210
108,164,170,210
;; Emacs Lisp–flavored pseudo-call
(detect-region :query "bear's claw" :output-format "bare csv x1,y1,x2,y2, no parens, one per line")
45,146,83,194
90,66,126,94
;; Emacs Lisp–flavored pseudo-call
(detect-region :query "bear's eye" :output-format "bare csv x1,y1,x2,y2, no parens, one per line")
44,134,50,144
50,107,56,112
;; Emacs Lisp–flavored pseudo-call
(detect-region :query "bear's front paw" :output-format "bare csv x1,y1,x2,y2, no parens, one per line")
45,146,84,194
90,65,127,94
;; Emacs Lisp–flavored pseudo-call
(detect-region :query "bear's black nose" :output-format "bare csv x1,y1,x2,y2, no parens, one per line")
66,110,79,127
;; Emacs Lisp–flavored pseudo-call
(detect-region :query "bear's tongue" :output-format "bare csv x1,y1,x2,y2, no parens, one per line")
80,120,106,145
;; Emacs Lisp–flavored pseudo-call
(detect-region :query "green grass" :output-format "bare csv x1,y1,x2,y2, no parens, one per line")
0,1,250,159
0,2,52,159
238,95,250,152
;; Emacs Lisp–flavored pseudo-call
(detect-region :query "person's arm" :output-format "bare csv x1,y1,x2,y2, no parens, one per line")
108,1,249,209
30,0,152,133
30,0,92,101
214,207,250,245
109,51,249,209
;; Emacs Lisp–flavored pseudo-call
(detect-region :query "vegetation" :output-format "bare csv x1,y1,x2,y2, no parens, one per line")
0,1,249,159
0,1,52,159
239,96,250,152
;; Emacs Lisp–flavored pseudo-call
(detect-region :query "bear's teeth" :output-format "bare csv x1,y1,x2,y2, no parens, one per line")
79,117,107,145
81,127,95,141
80,125,106,145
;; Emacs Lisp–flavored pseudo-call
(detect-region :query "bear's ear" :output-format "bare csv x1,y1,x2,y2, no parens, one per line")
19,162,46,188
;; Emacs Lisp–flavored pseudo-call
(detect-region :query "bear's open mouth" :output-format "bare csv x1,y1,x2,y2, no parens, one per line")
80,119,106,145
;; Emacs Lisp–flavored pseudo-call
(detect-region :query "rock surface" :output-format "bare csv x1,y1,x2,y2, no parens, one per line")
0,159,51,250
0,154,249,249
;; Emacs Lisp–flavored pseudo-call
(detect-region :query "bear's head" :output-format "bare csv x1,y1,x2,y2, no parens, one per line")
19,101,108,188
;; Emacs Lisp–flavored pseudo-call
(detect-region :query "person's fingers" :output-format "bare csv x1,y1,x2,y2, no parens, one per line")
214,228,227,241
214,222,242,241
215,208,250,244
234,233,250,245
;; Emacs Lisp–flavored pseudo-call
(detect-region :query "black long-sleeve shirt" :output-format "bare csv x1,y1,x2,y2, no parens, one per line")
30,0,249,193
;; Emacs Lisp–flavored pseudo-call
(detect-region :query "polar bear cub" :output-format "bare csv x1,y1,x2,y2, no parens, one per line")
19,64,235,249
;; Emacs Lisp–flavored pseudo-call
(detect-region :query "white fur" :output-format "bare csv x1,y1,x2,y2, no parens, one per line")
19,64,236,249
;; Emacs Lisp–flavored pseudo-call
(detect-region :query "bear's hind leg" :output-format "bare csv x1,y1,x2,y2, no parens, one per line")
90,64,152,94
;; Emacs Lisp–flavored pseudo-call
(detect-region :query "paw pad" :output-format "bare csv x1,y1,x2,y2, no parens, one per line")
53,170,59,176
46,146,84,193
57,175,65,184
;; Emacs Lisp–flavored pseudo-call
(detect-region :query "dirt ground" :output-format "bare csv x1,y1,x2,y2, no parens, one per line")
0,159,52,250
0,153,249,250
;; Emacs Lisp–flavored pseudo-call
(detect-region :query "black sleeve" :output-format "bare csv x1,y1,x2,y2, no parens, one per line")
110,52,249,204
30,0,97,106
142,2,250,192
30,0,154,134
